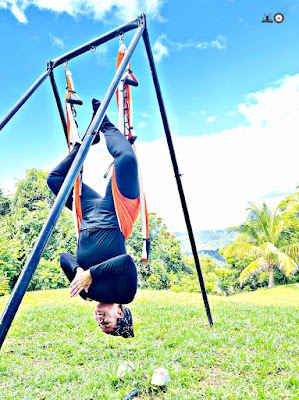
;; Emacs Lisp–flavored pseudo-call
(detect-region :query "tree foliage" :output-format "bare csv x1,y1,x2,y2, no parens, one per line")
126,214,193,290
0,169,77,294
0,169,193,295
4,168,296,297
222,198,299,289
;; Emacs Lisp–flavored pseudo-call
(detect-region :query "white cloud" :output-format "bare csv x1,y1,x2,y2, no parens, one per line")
11,1,27,22
6,74,298,235
49,34,64,48
238,74,299,125
153,33,169,62
82,74,299,232
196,35,227,50
0,0,166,23
152,33,227,62
0,0,27,23
206,116,217,123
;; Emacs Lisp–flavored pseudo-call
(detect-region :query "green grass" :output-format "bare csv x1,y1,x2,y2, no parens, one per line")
0,284,299,400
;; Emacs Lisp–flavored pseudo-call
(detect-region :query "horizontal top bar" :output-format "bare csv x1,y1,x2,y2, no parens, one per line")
51,16,141,68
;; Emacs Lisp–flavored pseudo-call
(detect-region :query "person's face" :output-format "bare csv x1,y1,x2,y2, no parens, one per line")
94,303,123,333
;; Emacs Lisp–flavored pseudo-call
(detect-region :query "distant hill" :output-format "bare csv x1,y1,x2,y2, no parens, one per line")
198,249,226,262
174,229,237,258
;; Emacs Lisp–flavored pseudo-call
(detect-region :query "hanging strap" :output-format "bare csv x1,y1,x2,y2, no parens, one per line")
65,65,83,106
111,167,140,240
64,62,83,238
115,38,150,262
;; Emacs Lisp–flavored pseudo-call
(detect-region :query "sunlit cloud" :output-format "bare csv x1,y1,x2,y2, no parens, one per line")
82,74,299,232
153,33,227,62
153,34,169,62
196,35,227,50
5,74,298,234
206,116,218,123
0,0,166,24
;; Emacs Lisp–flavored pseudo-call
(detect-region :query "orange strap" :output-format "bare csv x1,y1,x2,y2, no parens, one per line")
64,63,83,236
73,175,82,233
111,167,140,240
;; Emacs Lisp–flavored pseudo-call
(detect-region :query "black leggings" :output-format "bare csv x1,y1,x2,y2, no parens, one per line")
47,121,139,303
60,253,137,304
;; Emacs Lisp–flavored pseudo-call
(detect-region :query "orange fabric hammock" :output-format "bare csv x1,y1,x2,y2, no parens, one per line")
115,41,150,261
111,168,140,240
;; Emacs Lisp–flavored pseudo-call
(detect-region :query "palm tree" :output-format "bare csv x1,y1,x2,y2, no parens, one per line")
223,202,299,288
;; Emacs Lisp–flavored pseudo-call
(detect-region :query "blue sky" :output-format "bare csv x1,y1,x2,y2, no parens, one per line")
0,0,299,232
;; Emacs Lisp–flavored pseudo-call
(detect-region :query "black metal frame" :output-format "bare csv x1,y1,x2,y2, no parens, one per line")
0,13,213,349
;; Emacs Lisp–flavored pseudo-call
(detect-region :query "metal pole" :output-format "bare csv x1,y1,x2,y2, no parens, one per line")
0,69,51,132
142,22,213,327
0,19,145,349
49,69,68,142
51,18,139,69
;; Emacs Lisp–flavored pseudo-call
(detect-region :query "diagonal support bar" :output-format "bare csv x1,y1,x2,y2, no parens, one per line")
142,23,213,327
0,19,145,349
0,69,51,132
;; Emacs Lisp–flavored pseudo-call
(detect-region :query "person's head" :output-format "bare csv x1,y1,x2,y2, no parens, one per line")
94,302,134,338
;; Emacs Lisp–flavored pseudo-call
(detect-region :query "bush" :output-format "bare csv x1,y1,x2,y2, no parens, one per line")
0,170,77,292
0,273,10,296
27,258,68,291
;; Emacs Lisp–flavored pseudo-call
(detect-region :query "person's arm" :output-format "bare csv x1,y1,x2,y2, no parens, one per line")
70,268,92,297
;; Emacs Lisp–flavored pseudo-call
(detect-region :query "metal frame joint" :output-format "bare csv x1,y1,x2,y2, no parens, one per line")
47,60,54,71
138,13,146,27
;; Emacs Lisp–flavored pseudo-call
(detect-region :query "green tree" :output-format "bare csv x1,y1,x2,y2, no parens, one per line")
11,169,55,212
126,214,192,289
279,190,299,246
0,189,11,216
0,169,77,292
222,201,299,288
0,273,9,296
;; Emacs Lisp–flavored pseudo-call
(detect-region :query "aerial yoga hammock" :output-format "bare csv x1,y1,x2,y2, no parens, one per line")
115,36,150,262
46,53,147,338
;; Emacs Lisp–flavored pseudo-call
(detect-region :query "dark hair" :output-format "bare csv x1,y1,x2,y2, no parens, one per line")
105,306,134,338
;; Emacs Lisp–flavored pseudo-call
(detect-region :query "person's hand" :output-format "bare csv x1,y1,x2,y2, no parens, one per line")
70,267,92,297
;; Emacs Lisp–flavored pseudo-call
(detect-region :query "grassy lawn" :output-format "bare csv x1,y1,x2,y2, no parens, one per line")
0,284,298,399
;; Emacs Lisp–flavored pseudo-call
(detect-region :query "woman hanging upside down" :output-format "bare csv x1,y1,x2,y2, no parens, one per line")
47,99,140,339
